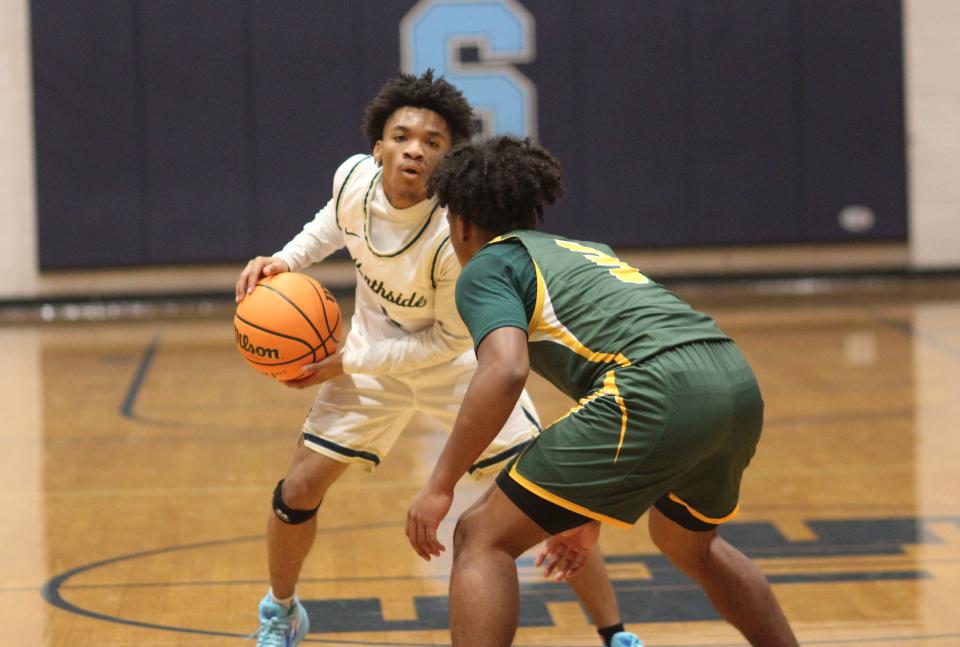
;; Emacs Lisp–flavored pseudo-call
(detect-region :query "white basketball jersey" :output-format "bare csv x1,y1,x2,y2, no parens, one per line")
275,154,471,377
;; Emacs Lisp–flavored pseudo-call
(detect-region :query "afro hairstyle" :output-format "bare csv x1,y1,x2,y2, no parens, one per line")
361,69,474,149
427,136,564,234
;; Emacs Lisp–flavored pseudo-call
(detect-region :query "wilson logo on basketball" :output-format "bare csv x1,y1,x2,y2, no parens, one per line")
233,272,341,381
234,326,281,359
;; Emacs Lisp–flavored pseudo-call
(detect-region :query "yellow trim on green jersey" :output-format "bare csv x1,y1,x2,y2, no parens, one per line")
668,492,741,524
554,385,606,424
507,462,632,529
529,277,631,368
486,233,633,369
552,369,629,463
528,258,546,337
605,371,629,463
553,239,650,285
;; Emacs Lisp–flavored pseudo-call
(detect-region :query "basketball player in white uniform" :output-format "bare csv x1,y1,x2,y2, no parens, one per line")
237,71,628,647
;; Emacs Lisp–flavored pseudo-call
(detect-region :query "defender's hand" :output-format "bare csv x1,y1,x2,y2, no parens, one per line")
235,256,290,302
406,485,453,560
283,354,344,389
535,521,600,581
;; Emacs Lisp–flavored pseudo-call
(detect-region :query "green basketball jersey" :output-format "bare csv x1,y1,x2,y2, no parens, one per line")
456,230,729,400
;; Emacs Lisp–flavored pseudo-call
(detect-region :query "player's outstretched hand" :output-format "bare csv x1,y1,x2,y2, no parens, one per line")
406,484,452,561
235,256,290,302
283,354,344,389
535,521,601,582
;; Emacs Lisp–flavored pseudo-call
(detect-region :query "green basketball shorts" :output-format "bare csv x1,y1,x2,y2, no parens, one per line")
500,340,763,531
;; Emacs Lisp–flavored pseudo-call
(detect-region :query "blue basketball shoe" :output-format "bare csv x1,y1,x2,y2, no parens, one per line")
251,594,309,647
610,631,644,647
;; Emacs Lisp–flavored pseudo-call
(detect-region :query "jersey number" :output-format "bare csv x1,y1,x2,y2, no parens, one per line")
400,0,537,138
555,240,650,285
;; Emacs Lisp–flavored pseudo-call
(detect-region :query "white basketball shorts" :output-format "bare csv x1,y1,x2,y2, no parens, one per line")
300,350,541,476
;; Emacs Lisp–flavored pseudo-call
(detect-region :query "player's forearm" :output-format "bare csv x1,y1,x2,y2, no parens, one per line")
428,358,527,491
275,232,337,271
342,323,471,376
275,200,344,271
350,276,471,375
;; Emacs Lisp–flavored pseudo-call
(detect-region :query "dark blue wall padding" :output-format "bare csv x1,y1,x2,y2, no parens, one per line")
31,0,906,268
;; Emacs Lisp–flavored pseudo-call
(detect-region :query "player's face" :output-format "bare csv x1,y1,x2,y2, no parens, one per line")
374,107,452,209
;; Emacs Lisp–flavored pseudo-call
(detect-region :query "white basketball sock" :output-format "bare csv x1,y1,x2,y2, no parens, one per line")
268,588,294,610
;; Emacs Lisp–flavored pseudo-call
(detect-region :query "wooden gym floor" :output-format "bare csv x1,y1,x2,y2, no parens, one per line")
2,276,960,646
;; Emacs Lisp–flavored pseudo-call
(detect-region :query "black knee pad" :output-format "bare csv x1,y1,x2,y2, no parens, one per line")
272,479,321,525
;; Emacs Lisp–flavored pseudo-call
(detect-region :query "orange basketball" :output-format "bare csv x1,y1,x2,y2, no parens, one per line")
234,272,342,381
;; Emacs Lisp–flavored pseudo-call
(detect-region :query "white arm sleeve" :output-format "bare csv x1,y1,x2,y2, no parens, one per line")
341,242,473,375
273,155,368,272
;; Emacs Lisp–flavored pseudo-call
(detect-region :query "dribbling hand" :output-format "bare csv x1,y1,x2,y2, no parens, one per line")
235,256,290,302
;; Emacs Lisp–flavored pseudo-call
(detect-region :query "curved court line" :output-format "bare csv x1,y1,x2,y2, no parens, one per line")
40,527,456,646
40,522,959,646
40,522,581,646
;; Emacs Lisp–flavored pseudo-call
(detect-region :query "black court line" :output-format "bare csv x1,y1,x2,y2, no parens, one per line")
60,569,929,594
115,335,915,434
119,334,159,419
40,517,960,646
59,574,450,591
42,535,259,642
103,329,959,643
39,523,583,647
116,335,283,435
40,528,449,646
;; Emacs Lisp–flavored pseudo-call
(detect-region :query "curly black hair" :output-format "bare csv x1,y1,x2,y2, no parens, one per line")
361,69,474,149
427,136,564,233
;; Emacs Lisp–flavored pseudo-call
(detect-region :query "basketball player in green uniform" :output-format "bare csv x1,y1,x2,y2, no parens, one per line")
406,136,799,647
